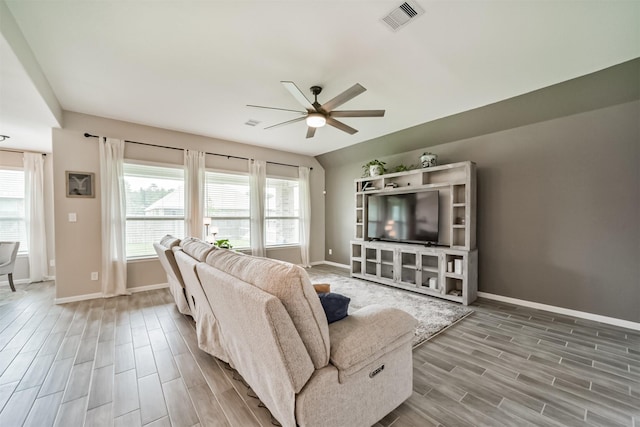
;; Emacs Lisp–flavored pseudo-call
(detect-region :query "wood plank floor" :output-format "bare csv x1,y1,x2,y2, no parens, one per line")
0,266,639,426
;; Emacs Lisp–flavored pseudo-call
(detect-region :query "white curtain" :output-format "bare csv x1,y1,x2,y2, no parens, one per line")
99,137,128,297
298,166,311,267
184,150,205,239
23,153,48,282
249,159,266,257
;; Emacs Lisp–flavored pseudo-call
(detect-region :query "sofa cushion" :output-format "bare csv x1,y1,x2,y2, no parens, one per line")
317,293,350,324
174,250,228,362
205,249,330,369
196,263,314,427
153,243,182,285
180,237,216,262
328,305,417,381
154,241,190,315
159,234,181,248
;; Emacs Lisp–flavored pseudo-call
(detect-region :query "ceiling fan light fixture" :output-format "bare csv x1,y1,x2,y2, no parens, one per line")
306,113,326,128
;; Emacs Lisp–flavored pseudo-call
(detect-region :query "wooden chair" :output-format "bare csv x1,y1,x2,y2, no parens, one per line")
0,242,20,292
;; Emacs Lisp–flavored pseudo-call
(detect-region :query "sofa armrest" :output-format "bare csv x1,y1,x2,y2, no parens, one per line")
329,304,417,382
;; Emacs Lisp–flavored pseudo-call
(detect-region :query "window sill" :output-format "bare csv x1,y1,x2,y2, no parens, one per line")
266,244,301,250
127,256,159,263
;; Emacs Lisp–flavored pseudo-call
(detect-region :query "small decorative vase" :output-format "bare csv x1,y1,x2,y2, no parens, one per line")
420,153,437,168
369,165,383,177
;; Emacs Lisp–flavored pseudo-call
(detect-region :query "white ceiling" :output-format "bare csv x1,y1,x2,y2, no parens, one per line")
1,1,639,156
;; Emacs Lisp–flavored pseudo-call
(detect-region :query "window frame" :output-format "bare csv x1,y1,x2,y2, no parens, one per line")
264,175,301,248
123,159,185,260
0,166,28,255
204,168,251,250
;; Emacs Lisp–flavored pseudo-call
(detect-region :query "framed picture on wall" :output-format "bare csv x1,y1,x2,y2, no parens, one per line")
66,171,95,198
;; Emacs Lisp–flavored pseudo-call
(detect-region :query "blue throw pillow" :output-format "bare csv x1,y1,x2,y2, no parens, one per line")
318,292,350,324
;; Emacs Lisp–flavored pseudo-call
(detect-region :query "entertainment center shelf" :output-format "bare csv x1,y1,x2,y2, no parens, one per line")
351,242,478,305
351,161,477,305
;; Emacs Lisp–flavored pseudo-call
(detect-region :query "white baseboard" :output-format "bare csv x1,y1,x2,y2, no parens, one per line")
317,260,350,269
1,276,55,287
55,292,104,305
0,278,29,286
477,291,640,331
129,283,169,293
55,282,169,304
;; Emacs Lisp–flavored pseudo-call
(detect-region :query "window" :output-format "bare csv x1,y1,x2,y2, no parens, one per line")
204,171,250,248
265,178,299,246
203,172,300,248
0,169,28,253
124,163,184,258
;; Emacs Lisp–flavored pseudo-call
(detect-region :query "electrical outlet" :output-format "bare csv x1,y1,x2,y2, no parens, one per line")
91,272,99,281
68,213,77,222
329,249,333,255
49,259,55,267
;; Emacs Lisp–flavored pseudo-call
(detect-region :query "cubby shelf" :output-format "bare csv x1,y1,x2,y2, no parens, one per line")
351,241,477,305
351,161,477,305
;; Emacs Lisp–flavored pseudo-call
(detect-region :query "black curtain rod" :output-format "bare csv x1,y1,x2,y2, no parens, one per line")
83,133,311,170
0,147,46,156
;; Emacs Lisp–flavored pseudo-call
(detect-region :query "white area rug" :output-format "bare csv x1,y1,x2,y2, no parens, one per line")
307,267,474,348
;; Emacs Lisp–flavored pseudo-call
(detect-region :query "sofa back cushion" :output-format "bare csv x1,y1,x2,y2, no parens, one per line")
174,250,229,362
159,234,181,249
205,249,330,368
153,242,183,286
180,237,216,262
196,263,313,427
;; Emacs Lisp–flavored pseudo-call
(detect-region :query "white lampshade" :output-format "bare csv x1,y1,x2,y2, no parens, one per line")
306,113,326,128
203,217,211,226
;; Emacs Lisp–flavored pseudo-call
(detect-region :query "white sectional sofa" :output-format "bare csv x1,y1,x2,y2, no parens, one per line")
153,235,191,315
159,236,417,427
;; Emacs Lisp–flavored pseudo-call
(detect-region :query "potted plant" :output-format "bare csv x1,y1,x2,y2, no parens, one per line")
362,159,386,177
214,239,233,249
392,163,416,173
420,152,438,168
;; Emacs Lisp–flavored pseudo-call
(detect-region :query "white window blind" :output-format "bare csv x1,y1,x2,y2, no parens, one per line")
265,178,300,246
204,172,250,248
0,169,28,253
124,163,184,258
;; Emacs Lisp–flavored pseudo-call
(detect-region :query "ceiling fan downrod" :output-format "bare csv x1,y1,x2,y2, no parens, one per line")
310,86,322,108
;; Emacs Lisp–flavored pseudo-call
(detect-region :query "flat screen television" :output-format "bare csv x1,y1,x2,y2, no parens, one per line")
367,191,439,245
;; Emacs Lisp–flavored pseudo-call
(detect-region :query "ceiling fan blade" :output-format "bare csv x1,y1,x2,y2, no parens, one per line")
326,117,358,135
247,104,306,114
264,116,307,130
306,127,317,139
321,83,366,112
331,110,385,118
281,81,316,110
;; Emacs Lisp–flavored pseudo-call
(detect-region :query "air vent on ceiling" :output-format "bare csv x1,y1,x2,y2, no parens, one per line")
245,119,261,127
382,1,424,31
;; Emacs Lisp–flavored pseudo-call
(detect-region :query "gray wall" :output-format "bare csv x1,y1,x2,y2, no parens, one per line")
318,61,639,323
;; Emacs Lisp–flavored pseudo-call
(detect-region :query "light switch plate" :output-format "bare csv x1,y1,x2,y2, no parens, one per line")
68,213,77,222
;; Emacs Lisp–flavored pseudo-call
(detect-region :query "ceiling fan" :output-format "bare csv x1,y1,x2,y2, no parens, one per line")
247,81,385,138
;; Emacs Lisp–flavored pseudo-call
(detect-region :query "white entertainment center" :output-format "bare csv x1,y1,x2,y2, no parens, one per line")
350,161,478,305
